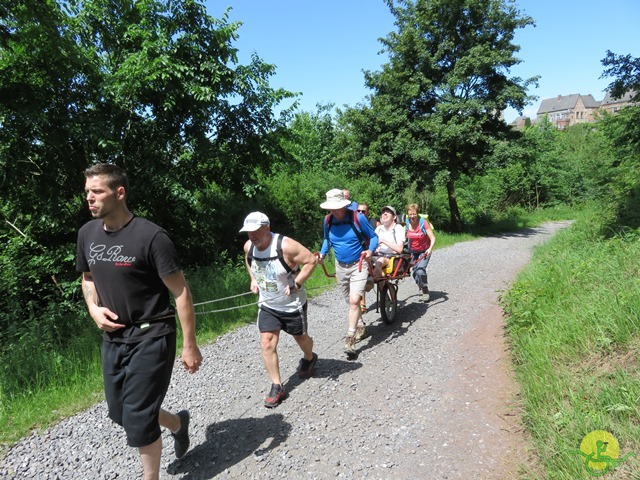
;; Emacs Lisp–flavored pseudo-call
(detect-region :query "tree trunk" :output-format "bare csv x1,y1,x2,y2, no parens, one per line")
447,178,464,232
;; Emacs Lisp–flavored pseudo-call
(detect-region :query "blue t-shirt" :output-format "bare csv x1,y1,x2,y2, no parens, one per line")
320,212,378,263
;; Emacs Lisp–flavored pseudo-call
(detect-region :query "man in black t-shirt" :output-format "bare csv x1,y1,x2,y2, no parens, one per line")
76,164,202,479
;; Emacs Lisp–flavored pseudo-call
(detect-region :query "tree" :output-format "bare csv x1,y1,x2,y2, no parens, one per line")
600,52,640,229
601,51,640,102
0,0,294,338
342,0,538,231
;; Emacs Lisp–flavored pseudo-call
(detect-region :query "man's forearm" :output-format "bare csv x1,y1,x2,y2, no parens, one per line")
175,293,197,347
82,277,98,309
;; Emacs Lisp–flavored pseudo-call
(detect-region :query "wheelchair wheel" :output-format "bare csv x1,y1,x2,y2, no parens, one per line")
380,282,398,324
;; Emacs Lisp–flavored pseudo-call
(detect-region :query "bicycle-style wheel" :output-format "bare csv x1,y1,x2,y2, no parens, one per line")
379,282,398,324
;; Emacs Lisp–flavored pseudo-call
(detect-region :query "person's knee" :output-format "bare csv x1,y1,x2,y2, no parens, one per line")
260,333,278,352
348,295,362,308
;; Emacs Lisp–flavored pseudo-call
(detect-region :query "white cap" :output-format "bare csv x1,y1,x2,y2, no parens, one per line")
239,211,270,232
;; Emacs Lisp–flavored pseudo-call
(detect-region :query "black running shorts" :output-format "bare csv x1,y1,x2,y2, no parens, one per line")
101,331,176,447
257,303,308,336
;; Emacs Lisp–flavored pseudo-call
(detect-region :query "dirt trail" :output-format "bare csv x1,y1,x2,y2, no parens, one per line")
1,222,571,479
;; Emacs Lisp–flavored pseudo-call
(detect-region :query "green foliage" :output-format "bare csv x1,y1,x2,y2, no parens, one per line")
254,166,389,249
0,0,296,351
340,0,538,231
598,106,640,230
601,50,640,102
276,104,345,174
2,0,640,456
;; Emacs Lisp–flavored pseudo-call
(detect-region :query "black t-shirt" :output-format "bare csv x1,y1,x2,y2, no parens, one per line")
76,216,178,343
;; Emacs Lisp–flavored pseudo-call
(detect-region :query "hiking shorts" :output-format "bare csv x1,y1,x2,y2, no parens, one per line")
102,331,176,447
258,303,308,336
335,259,368,302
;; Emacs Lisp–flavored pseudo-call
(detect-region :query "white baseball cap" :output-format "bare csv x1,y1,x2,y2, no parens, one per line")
239,211,270,232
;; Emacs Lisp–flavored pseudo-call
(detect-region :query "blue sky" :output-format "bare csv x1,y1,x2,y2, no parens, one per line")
204,1,640,123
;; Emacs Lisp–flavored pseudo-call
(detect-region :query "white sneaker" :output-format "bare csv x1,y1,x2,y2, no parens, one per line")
421,287,430,302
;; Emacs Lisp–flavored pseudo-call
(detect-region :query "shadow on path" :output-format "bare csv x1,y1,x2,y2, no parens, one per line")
168,414,290,479
354,288,450,357
281,357,364,396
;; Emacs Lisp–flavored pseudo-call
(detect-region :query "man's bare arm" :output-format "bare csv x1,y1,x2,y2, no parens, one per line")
81,272,123,331
162,271,202,373
283,237,318,287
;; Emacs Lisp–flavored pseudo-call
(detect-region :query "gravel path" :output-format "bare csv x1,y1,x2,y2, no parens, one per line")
0,221,571,479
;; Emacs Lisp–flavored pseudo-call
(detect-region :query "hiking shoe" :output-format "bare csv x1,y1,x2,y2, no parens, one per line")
171,410,190,459
297,352,318,378
264,384,288,408
354,324,369,343
421,286,430,302
344,335,357,356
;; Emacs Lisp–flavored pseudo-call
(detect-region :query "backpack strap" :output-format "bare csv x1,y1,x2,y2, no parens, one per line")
325,212,368,250
406,218,427,253
247,234,295,274
351,210,368,249
419,218,428,236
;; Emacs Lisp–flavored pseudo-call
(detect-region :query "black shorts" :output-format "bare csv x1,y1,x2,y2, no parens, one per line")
258,303,308,336
101,332,176,447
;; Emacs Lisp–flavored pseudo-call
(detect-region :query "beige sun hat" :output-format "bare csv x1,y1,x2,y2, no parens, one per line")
320,188,351,209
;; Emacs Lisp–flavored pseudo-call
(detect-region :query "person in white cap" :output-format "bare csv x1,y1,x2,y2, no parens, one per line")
240,212,318,408
318,189,378,358
371,205,406,282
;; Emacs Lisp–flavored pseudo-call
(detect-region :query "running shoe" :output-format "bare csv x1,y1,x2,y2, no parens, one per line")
297,352,318,378
171,410,190,459
344,335,357,356
264,383,288,408
354,324,369,343
422,286,430,302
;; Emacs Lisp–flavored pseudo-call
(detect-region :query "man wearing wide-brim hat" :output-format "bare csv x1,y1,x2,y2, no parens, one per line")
318,189,378,358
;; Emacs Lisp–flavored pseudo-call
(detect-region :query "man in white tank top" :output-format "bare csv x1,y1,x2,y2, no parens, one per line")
241,212,318,408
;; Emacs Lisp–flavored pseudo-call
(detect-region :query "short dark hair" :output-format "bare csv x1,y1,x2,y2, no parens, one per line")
84,163,129,199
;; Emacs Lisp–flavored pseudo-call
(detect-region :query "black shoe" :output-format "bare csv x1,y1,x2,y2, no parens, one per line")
297,352,318,378
264,384,288,408
172,410,190,459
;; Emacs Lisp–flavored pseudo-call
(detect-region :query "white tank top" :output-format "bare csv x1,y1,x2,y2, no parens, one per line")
250,233,306,312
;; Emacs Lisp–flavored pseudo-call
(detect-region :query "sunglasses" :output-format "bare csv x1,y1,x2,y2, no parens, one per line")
357,209,367,213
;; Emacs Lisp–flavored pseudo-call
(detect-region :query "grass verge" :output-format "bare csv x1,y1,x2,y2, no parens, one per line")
501,204,640,478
